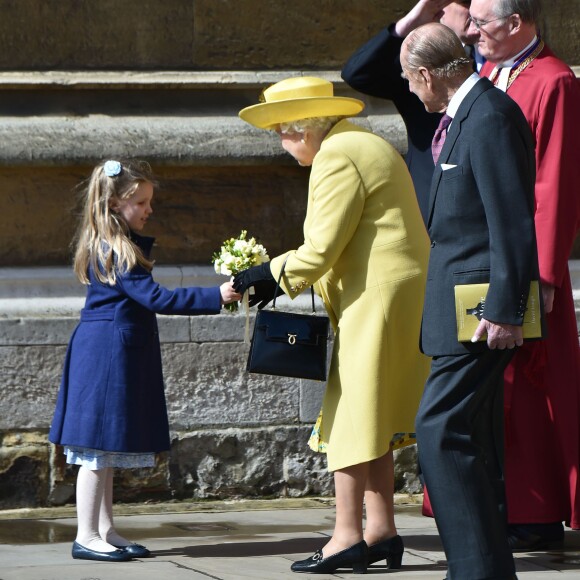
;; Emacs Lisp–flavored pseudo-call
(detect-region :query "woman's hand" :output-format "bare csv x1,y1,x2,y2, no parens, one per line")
233,262,283,309
233,262,274,294
219,281,242,305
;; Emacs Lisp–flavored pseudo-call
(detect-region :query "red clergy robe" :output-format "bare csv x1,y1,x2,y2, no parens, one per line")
482,46,580,529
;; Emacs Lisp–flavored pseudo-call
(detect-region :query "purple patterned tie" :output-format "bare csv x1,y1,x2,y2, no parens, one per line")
432,113,452,165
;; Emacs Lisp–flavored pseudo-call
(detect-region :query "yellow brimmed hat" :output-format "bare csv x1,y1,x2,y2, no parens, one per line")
239,76,365,130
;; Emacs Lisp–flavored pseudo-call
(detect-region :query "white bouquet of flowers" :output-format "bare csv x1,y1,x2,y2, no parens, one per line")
213,230,269,312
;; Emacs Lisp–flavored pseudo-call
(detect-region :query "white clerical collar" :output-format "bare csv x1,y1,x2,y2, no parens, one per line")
446,73,480,120
490,35,539,91
497,35,538,68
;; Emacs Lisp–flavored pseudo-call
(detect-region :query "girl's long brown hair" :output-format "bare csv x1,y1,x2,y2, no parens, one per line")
73,160,157,285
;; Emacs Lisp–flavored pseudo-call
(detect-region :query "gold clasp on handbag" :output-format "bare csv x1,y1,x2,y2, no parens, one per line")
288,334,297,345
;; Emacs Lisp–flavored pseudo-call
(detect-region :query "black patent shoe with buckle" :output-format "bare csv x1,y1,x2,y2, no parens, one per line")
367,534,404,568
291,540,368,574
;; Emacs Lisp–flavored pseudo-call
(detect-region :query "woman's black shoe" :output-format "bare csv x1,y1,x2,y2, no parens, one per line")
291,540,368,574
368,534,404,568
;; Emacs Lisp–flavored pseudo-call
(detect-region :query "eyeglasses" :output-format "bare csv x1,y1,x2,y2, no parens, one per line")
468,15,510,30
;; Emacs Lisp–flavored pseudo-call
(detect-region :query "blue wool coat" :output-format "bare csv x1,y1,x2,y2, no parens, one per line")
49,234,222,453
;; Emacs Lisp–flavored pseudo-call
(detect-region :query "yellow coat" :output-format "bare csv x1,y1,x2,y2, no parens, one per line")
270,120,430,471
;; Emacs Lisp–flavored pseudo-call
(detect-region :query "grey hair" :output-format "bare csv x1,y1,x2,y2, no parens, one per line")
279,116,342,135
405,24,472,79
430,57,472,79
494,0,541,24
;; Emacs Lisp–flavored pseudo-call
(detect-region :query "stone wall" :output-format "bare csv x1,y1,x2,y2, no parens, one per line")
0,164,310,267
0,269,421,508
0,0,577,69
0,71,406,267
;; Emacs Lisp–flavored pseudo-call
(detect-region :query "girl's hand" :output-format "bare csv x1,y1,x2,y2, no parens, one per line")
220,281,242,305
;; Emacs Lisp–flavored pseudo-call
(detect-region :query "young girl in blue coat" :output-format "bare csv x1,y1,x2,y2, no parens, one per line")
49,159,240,562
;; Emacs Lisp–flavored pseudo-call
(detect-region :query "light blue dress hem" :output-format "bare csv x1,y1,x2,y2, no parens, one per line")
64,446,156,469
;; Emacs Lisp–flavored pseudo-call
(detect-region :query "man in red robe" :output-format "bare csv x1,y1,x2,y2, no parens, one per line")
468,0,580,550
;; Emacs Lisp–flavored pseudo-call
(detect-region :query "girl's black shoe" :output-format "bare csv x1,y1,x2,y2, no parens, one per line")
291,540,368,574
367,534,404,568
113,543,150,558
71,541,132,562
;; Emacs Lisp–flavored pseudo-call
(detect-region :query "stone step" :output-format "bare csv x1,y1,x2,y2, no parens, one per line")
0,70,405,166
4,67,578,166
0,70,343,89
0,114,405,167
0,265,323,319
1,263,579,325
1,67,577,89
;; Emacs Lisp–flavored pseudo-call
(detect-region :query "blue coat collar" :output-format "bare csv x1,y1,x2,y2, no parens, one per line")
130,232,155,257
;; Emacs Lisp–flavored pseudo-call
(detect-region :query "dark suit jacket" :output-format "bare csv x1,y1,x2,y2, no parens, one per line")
342,24,441,223
420,78,537,356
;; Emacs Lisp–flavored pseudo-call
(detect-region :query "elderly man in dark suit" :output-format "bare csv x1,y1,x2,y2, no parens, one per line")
400,22,538,579
342,0,480,223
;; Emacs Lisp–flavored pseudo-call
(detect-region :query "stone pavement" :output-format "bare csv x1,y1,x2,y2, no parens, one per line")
0,497,578,580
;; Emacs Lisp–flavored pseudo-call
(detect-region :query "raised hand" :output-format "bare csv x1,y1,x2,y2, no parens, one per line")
395,0,453,37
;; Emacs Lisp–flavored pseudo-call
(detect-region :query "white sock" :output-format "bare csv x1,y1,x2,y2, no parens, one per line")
98,467,132,547
75,466,119,552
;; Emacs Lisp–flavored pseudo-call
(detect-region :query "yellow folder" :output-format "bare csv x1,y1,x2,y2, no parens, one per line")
454,280,542,342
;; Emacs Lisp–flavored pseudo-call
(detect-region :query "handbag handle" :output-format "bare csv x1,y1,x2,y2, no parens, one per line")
271,256,316,313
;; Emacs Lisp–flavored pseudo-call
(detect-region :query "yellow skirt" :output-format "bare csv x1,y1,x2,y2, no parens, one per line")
308,411,415,455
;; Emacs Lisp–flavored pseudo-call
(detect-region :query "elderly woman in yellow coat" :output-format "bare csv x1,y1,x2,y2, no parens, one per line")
234,76,430,575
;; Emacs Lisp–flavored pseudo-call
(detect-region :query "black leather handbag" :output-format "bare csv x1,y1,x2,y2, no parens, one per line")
246,259,330,381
